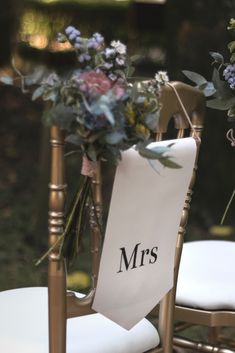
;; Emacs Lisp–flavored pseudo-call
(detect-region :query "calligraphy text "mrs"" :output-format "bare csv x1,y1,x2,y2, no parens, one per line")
117,243,158,273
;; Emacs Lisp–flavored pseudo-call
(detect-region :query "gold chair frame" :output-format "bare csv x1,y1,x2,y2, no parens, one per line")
174,271,235,351
47,81,205,353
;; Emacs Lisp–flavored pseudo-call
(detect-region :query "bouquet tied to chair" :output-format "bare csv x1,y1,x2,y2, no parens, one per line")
1,26,180,265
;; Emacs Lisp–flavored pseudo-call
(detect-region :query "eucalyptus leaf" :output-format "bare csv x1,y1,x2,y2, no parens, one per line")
100,103,115,125
151,145,172,154
182,70,207,85
206,97,235,110
228,41,235,53
230,53,235,63
90,96,115,125
65,134,83,146
159,157,181,169
25,66,51,86
145,112,160,131
86,144,97,161
48,103,75,129
199,81,216,97
130,54,142,63
87,131,105,143
32,86,45,101
126,65,135,78
138,146,166,159
147,159,161,174
101,146,122,164
0,76,13,85
209,51,224,64
228,105,235,117
43,88,59,102
105,131,126,144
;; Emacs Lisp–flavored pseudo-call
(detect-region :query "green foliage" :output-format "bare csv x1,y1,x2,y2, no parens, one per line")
209,51,224,65
183,19,235,118
182,70,216,97
138,143,181,169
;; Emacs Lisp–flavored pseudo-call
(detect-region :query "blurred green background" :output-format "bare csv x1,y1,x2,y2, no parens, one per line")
0,0,235,292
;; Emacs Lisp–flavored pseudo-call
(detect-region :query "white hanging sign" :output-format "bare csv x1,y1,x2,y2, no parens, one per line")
92,137,197,329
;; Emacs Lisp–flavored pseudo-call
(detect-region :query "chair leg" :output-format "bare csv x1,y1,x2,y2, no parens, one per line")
159,289,175,353
48,258,67,353
208,327,220,346
173,336,235,353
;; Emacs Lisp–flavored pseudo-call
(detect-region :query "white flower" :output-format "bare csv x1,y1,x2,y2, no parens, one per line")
104,62,113,69
105,48,116,58
109,73,117,81
154,71,169,85
110,40,126,55
147,85,156,94
116,57,125,66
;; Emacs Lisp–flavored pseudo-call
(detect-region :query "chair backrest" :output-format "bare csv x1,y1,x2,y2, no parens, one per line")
47,81,205,353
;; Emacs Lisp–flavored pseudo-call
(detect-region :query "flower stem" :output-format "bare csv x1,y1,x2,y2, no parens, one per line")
35,176,88,266
220,189,235,225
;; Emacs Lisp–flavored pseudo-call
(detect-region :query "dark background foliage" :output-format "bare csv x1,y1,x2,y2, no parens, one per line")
1,0,235,290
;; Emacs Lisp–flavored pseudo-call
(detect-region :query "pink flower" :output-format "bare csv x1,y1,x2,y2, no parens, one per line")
113,83,125,98
79,71,112,95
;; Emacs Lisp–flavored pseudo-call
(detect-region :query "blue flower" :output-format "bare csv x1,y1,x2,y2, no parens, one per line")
65,26,81,42
78,53,91,63
223,64,235,89
65,26,76,35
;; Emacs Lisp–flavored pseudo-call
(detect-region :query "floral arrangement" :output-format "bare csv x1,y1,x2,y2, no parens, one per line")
182,19,235,122
182,19,235,224
1,26,179,264
4,26,175,167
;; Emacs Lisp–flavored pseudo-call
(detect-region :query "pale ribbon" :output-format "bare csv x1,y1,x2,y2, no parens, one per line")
226,128,235,147
81,155,97,177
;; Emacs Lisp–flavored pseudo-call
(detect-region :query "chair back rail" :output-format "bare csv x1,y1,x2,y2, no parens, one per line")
47,81,205,353
157,82,204,353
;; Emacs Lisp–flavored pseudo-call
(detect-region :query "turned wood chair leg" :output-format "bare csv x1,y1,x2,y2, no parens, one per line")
173,336,235,353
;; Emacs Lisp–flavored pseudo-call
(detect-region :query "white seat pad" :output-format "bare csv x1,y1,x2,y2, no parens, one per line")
176,240,235,310
0,287,159,353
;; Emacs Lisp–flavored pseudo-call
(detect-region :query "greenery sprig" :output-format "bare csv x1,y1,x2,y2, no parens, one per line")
182,19,235,121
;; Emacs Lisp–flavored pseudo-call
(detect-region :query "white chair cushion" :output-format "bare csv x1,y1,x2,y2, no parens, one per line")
176,240,235,310
0,287,159,353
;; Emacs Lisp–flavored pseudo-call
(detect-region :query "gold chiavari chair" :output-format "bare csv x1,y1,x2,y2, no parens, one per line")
174,242,235,351
0,81,205,353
